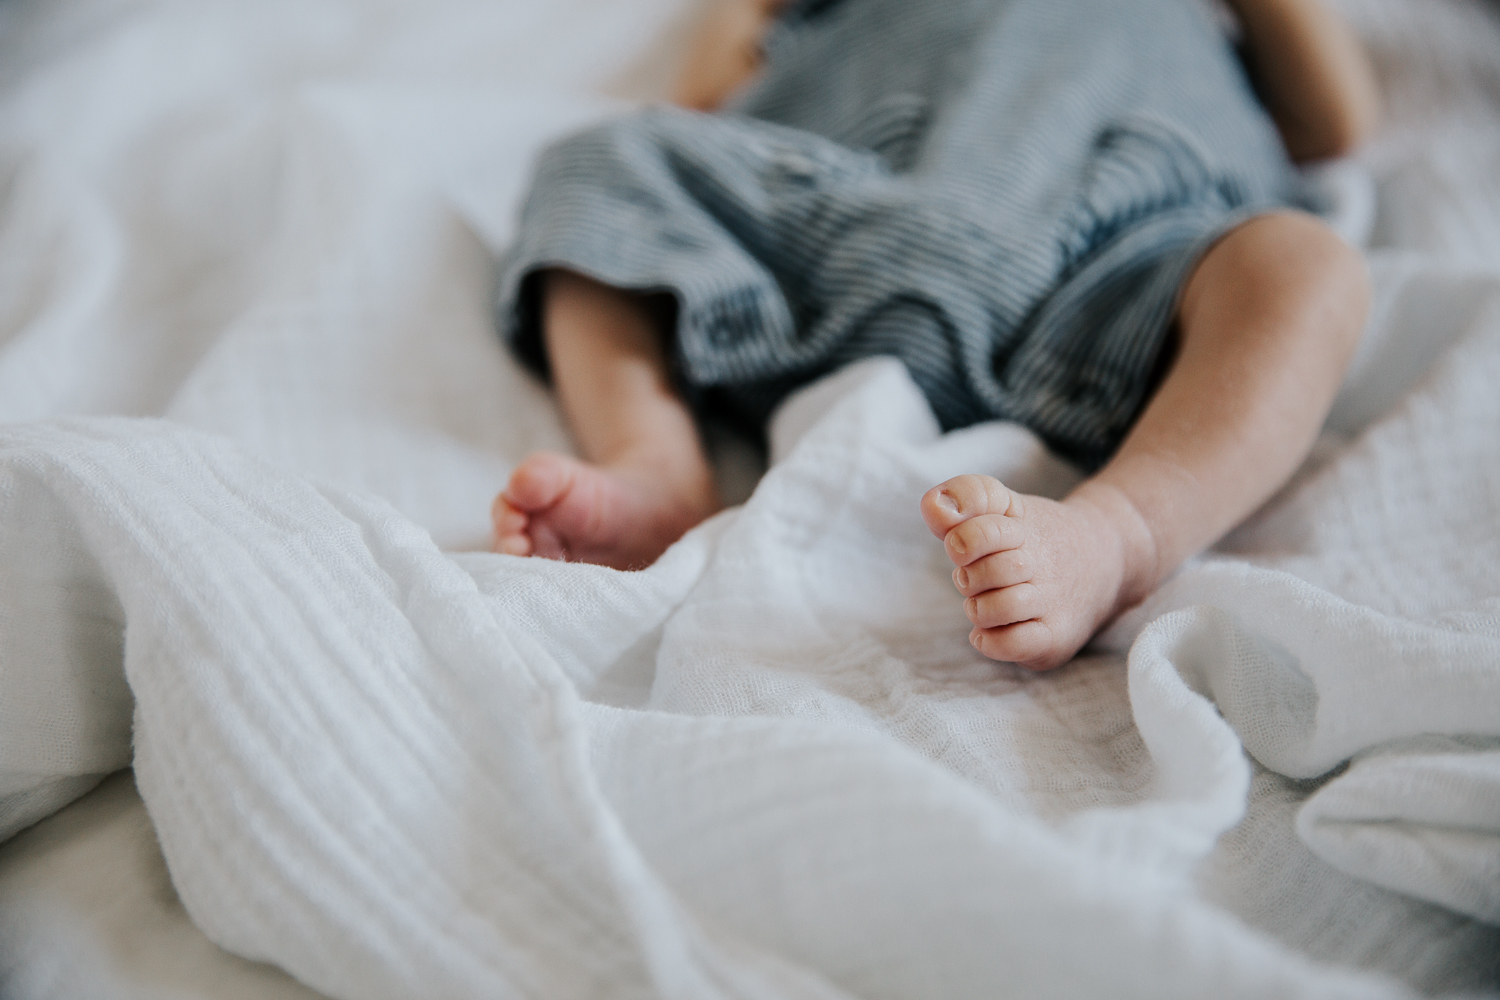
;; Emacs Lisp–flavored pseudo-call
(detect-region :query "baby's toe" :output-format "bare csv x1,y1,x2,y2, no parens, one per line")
964,582,1043,629
495,534,533,557
492,493,526,532
970,620,1059,670
491,496,533,556
953,548,1033,595
920,474,1022,538
944,512,1026,567
502,452,576,514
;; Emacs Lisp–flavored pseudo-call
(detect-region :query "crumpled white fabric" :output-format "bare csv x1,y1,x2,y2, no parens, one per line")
1299,738,1500,922
0,372,1414,1000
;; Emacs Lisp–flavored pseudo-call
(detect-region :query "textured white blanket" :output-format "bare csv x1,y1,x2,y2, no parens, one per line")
0,0,1498,997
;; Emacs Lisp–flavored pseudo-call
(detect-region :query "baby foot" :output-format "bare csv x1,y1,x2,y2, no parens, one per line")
493,451,719,570
920,474,1146,671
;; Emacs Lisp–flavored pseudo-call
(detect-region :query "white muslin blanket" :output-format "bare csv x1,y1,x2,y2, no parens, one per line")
2,322,1499,997
1,0,1499,996
0,354,1468,1000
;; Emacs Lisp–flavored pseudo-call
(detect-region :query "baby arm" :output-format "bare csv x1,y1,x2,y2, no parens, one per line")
1228,0,1381,161
673,0,790,110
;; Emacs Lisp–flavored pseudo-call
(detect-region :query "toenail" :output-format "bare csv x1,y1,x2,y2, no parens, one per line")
956,567,969,588
950,534,967,555
937,490,959,515
965,597,977,616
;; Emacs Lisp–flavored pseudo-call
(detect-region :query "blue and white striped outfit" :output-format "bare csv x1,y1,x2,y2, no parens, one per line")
496,0,1294,468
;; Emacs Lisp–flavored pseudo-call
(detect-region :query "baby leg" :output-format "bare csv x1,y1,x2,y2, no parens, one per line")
493,270,719,569
922,211,1369,669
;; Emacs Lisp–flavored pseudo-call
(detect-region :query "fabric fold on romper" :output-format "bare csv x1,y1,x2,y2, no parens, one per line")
496,0,1293,469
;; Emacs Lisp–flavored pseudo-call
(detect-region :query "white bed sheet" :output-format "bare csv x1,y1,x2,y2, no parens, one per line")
0,0,1497,997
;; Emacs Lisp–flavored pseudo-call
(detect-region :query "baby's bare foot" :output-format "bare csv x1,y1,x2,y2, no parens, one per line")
920,474,1145,671
493,451,719,570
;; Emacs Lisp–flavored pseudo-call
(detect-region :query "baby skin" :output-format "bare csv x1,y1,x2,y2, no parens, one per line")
494,0,1378,667
493,272,720,569
920,478,1147,672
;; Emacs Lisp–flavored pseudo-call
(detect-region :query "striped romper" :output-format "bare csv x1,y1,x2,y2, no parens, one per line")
495,0,1294,469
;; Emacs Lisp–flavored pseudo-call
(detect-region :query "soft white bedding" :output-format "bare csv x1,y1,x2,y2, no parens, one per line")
0,0,1497,997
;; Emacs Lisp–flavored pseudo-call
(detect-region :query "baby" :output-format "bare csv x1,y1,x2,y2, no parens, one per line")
491,0,1379,671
